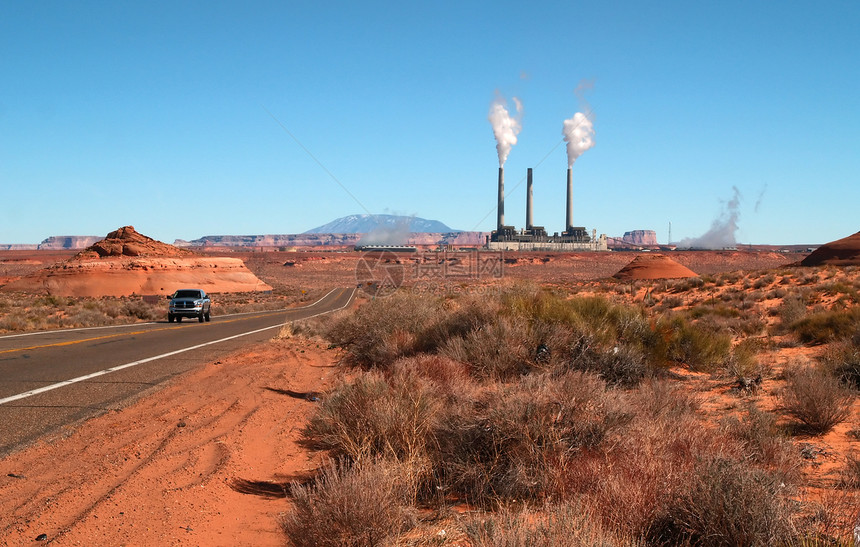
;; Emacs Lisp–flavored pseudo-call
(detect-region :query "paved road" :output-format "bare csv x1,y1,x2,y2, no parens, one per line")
0,287,354,456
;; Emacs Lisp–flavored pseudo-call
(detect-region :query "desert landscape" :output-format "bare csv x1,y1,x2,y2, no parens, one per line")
1,229,860,545
6,2,859,545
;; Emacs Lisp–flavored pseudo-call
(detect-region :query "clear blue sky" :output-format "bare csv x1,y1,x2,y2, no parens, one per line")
2,1,858,245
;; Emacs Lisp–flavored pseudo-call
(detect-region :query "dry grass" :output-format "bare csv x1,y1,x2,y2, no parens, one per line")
647,457,797,546
289,269,860,545
780,365,855,434
463,501,635,547
0,288,322,333
281,460,415,547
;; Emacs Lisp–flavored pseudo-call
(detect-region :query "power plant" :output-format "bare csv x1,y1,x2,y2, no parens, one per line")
486,166,608,251
485,94,605,250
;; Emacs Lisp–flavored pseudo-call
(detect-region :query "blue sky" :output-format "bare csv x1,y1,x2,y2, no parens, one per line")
1,1,857,245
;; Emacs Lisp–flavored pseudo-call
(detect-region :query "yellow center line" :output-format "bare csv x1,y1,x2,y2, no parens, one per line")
0,309,291,355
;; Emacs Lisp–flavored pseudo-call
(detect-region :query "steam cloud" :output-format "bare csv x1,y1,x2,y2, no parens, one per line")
358,216,412,246
677,186,742,249
488,95,522,166
562,112,595,167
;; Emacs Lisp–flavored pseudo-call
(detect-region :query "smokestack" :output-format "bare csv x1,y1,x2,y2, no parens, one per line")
565,167,573,232
526,168,534,230
497,167,505,230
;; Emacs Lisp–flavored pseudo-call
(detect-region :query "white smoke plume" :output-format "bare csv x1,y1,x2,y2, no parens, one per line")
677,186,742,249
754,183,767,213
562,112,595,167
488,95,522,166
358,216,412,246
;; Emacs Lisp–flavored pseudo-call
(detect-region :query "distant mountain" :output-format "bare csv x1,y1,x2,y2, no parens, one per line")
304,214,458,234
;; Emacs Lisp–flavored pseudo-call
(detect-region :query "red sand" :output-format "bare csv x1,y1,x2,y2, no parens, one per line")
802,230,860,266
613,253,698,280
0,336,334,545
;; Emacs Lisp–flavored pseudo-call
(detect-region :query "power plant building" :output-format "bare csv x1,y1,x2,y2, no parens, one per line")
487,167,608,251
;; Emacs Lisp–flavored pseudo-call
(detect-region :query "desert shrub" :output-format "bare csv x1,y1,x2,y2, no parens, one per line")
840,454,860,489
647,457,796,546
724,338,766,379
281,460,414,547
689,304,741,320
630,379,700,421
820,334,860,390
780,365,854,434
440,315,534,379
692,307,766,337
463,502,629,547
820,281,859,299
800,273,819,285
123,299,159,321
565,399,721,539
657,295,684,309
301,365,442,464
722,404,800,482
501,285,582,326
390,354,472,400
417,294,499,351
753,274,776,290
436,371,629,503
325,292,442,368
277,319,324,339
663,315,733,372
766,287,788,299
0,311,29,332
64,308,112,327
36,294,69,307
720,287,744,304
566,334,652,387
789,307,860,345
671,277,704,293
778,294,809,330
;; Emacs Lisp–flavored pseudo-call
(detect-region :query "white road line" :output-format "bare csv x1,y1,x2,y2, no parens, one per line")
0,288,342,340
0,288,354,406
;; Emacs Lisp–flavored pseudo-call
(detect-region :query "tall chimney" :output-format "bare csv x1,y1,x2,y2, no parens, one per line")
526,168,534,230
497,167,505,230
565,167,573,232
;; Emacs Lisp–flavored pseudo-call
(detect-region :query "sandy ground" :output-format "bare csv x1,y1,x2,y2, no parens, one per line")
2,247,858,544
0,336,336,546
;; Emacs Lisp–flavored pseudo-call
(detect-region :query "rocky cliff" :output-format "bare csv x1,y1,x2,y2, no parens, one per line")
3,226,272,297
175,232,488,248
622,230,658,246
38,235,103,250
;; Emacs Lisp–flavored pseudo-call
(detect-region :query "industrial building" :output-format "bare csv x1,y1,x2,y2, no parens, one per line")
486,167,608,251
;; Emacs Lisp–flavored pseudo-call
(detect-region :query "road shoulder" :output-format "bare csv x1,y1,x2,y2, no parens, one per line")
0,335,339,545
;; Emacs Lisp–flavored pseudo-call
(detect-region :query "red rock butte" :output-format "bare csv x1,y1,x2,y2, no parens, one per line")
1,226,273,297
800,231,860,267
613,254,698,280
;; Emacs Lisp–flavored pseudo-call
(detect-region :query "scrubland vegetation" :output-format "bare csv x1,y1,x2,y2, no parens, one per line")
0,288,322,333
283,267,860,546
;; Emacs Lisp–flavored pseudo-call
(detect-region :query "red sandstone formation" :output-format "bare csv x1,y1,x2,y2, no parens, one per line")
1,227,272,297
622,230,658,246
77,226,193,258
613,253,698,280
801,231,860,267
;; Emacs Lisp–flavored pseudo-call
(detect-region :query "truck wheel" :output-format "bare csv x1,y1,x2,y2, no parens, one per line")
198,312,205,323
204,311,211,322
177,316,183,323
168,314,175,323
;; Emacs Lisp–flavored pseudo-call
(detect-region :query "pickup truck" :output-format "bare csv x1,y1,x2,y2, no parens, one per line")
167,289,211,323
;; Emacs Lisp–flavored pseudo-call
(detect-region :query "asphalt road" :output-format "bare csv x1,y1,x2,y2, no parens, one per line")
0,287,354,456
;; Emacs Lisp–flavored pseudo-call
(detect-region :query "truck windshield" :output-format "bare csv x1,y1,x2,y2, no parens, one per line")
174,290,202,298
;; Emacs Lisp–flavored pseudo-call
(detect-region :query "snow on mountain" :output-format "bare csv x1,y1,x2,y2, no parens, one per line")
303,214,458,234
